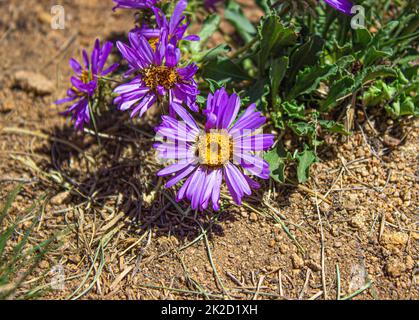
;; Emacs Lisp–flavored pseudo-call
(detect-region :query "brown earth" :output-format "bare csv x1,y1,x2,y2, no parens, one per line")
0,0,418,300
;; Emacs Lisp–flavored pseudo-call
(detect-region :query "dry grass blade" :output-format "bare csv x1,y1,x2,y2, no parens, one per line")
199,223,231,299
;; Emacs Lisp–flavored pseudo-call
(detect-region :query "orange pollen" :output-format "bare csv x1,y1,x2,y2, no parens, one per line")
197,130,232,166
142,65,179,91
148,37,159,51
72,69,92,96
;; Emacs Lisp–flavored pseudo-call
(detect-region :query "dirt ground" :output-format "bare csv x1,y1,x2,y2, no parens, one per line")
0,0,418,300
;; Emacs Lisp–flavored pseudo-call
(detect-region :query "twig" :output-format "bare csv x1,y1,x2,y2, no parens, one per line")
336,264,341,300
43,31,78,69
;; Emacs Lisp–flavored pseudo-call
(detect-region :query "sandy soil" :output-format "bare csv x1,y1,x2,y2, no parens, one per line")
0,0,418,300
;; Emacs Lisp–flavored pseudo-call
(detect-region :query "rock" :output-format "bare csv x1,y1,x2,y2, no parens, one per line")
385,259,406,278
405,256,415,270
306,260,321,272
249,212,258,222
319,202,331,213
381,232,408,247
383,135,402,147
344,203,357,211
350,214,365,229
279,244,289,254
13,70,54,95
39,260,50,269
291,253,304,269
50,191,70,205
334,241,343,248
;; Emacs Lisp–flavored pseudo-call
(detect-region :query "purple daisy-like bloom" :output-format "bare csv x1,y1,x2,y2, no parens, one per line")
136,0,199,45
323,0,353,15
113,30,199,118
112,0,158,11
55,39,119,130
154,88,275,211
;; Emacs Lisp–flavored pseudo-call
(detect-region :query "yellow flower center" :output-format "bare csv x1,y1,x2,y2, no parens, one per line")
142,65,179,91
72,70,92,96
148,37,159,51
80,69,91,83
197,130,232,166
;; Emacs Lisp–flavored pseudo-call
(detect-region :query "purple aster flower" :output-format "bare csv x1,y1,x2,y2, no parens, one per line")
112,0,158,11
135,0,199,45
113,30,199,118
323,0,353,15
154,88,275,211
55,39,119,130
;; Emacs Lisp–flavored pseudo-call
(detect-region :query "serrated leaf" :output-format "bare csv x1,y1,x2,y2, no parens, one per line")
321,76,355,112
248,79,270,109
258,15,297,69
288,121,315,137
264,143,290,183
318,120,351,135
360,65,398,84
270,56,288,104
202,57,251,82
386,96,418,118
353,28,372,50
295,149,317,183
287,64,338,100
282,101,305,120
288,35,324,83
363,46,392,67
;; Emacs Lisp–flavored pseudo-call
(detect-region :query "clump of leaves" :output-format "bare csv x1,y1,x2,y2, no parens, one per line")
198,0,418,183
0,185,58,299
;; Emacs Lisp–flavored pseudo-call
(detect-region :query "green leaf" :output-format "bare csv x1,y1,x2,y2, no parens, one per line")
352,28,372,50
205,78,229,93
258,15,297,69
282,101,305,120
248,79,270,109
270,56,288,103
194,44,230,62
295,149,317,183
255,0,271,13
264,143,291,183
386,96,418,118
288,35,324,82
202,57,251,82
318,120,351,135
198,14,220,44
224,1,256,43
362,80,395,107
363,46,392,67
0,226,15,262
0,184,23,227
321,76,355,112
288,121,315,137
360,65,398,84
287,64,338,100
